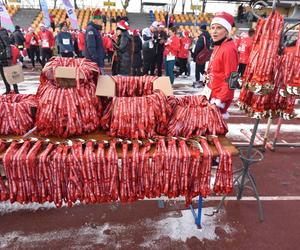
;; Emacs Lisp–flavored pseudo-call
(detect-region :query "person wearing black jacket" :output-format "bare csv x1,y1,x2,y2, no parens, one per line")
142,21,159,75
0,25,18,94
132,29,142,76
85,9,105,73
115,20,132,75
153,23,167,76
112,31,121,75
10,26,25,50
10,25,25,66
193,24,211,85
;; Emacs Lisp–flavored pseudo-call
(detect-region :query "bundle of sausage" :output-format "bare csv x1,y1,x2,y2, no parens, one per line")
242,12,284,95
101,90,171,139
282,30,300,96
167,95,228,138
111,75,157,97
0,93,37,135
238,53,296,119
35,57,102,138
1,137,233,207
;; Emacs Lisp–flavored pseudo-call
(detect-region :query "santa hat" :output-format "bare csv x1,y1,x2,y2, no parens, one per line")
117,20,129,31
183,30,189,37
28,27,34,33
92,9,102,19
211,12,234,33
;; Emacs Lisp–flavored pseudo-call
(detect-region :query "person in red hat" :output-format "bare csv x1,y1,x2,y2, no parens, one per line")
25,27,42,70
114,20,132,75
177,30,192,77
85,9,105,73
205,12,239,118
38,23,55,67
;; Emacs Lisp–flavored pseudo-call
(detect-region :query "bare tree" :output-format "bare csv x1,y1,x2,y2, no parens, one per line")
54,0,57,9
182,0,187,14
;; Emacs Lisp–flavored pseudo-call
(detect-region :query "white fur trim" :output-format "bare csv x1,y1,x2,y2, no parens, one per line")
211,17,232,32
210,98,225,109
117,21,129,30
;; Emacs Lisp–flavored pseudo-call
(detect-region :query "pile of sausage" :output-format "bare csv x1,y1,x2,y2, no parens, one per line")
281,30,300,96
167,95,228,138
0,93,37,135
35,57,102,138
0,137,233,207
111,75,157,97
101,90,171,139
242,11,284,95
239,45,297,119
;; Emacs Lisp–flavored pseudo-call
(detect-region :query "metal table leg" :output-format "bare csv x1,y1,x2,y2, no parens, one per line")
190,195,202,229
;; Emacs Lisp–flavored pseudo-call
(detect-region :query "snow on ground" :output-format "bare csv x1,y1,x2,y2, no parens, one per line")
0,207,234,249
0,201,84,215
141,208,234,247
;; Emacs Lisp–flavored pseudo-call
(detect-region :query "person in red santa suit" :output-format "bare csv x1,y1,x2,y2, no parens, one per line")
237,28,255,76
77,28,85,58
25,27,42,70
177,30,192,77
38,23,55,67
164,26,180,84
205,12,239,118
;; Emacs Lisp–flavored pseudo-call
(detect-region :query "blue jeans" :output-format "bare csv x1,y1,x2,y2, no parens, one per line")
164,58,176,84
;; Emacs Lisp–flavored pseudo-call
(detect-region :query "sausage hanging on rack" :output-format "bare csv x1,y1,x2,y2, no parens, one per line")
212,136,233,195
241,12,284,94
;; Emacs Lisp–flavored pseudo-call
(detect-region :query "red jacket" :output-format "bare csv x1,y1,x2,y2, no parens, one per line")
11,45,20,65
177,36,192,59
207,39,238,104
103,36,114,52
238,36,253,64
25,33,39,48
164,35,180,57
38,30,55,49
78,31,85,52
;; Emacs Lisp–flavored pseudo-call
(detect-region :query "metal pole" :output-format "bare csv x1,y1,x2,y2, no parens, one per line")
237,118,260,200
271,118,282,151
263,117,272,147
196,196,202,228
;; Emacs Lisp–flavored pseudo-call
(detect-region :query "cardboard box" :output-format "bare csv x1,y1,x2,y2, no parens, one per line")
95,75,116,97
55,66,83,88
95,76,173,97
54,66,98,88
3,64,24,85
55,66,85,79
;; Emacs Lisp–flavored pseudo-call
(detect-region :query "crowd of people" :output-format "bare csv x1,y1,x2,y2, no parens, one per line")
0,9,256,117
